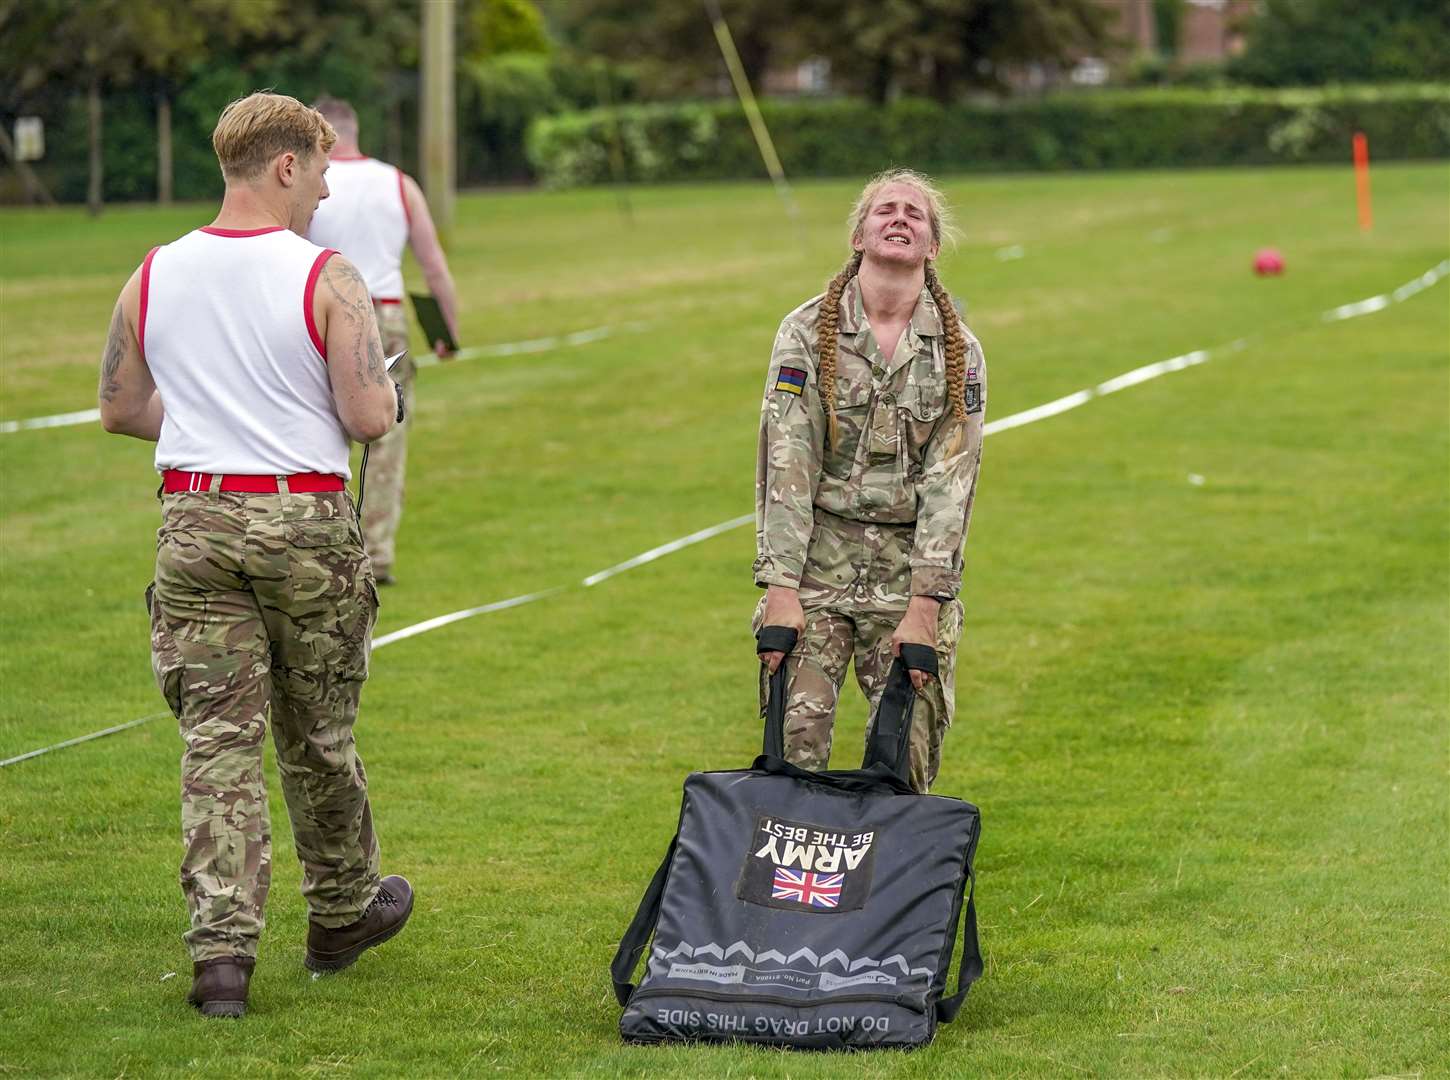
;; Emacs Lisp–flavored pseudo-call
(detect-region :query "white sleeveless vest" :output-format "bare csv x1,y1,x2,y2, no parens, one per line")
306,155,410,301
143,226,352,478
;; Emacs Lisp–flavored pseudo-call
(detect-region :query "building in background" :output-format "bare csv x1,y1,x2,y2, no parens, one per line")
1111,0,1258,64
1177,0,1256,63
1014,0,1261,90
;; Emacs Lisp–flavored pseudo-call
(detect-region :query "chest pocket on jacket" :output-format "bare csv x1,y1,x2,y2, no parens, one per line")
899,366,948,474
900,372,947,423
823,377,872,479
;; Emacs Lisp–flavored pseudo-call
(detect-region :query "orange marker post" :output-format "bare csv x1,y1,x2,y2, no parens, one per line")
1353,132,1372,233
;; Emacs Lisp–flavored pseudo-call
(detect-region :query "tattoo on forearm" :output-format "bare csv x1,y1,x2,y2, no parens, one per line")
367,330,387,383
99,305,125,402
321,259,391,389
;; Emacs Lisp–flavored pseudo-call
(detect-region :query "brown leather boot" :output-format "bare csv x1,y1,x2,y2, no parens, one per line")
186,957,255,1018
304,875,414,973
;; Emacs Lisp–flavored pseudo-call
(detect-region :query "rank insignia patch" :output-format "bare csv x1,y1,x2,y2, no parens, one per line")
965,380,983,414
774,366,808,395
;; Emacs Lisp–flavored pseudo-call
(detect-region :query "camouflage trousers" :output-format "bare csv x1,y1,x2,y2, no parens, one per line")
149,486,382,961
361,301,416,578
753,511,964,794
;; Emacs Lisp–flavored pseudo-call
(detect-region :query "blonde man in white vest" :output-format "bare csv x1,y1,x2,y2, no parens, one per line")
307,95,460,586
99,91,413,1019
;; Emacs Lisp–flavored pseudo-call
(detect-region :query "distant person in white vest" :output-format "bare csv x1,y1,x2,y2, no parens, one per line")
98,91,413,1019
307,95,460,586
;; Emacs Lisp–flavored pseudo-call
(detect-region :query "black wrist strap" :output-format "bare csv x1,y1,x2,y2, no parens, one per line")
755,625,799,758
860,643,938,781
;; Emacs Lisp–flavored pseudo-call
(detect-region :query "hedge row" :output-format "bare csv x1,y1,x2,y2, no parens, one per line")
526,85,1450,187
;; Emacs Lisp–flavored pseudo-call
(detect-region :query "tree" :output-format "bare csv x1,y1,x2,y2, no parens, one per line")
169,0,426,188
543,0,1111,105
0,0,277,212
542,0,812,99
137,2,277,204
471,0,552,58
797,0,1114,104
1229,0,1450,86
239,0,426,167
3,0,122,213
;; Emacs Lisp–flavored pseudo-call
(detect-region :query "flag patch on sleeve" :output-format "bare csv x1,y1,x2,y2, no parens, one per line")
774,366,808,395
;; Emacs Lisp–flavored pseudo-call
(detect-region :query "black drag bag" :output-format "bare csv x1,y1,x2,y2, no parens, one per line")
611,626,983,1050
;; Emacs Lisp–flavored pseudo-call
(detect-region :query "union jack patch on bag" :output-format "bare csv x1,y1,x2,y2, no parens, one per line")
772,867,843,909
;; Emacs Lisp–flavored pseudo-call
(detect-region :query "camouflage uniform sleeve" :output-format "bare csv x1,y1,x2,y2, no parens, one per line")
754,319,825,589
910,338,987,598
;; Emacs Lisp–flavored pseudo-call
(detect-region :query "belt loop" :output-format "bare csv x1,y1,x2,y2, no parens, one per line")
207,472,222,500
277,474,292,495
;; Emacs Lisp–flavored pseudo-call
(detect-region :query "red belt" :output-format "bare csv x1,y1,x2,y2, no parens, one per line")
163,470,345,494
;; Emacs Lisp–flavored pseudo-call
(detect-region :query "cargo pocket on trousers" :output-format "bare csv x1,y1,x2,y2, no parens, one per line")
345,575,380,683
284,520,351,549
282,515,360,613
147,583,185,719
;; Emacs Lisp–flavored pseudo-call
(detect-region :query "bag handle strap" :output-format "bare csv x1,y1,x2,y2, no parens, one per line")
861,643,938,781
609,835,677,1006
935,867,984,1023
752,752,917,795
755,625,799,759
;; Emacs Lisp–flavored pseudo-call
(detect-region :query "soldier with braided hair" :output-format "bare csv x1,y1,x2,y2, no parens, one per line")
753,169,987,794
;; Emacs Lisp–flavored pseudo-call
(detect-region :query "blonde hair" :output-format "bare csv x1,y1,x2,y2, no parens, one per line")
212,92,336,181
847,167,959,253
818,170,969,449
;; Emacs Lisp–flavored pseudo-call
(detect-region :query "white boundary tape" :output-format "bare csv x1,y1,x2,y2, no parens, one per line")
0,713,168,766
3,258,1445,768
582,515,756,588
1325,259,1449,320
418,321,647,367
981,348,1214,436
0,408,104,435
982,389,1093,436
0,322,638,434
372,588,563,649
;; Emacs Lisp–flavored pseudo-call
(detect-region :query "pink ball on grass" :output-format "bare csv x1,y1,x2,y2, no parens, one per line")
1254,248,1285,276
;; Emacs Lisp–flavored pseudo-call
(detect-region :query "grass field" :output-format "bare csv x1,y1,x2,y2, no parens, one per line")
1,163,1447,1077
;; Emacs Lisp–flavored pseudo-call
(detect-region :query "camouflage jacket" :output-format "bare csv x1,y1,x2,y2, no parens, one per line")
753,277,986,599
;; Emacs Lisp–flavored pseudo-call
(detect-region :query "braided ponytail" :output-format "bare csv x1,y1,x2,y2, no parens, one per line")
815,250,863,449
923,263,969,425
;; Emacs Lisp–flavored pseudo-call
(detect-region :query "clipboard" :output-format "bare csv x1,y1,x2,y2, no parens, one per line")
409,293,458,353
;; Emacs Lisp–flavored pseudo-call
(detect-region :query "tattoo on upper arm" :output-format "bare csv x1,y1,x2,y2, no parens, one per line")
99,304,126,402
321,258,390,388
